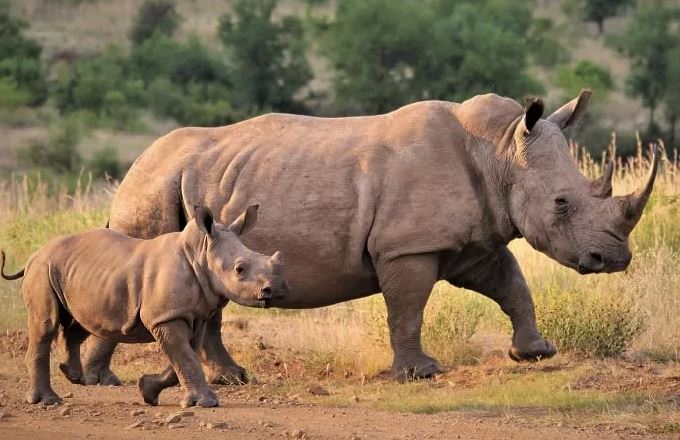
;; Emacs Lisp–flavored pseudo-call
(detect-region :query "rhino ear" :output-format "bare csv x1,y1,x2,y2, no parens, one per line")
517,98,544,135
194,206,214,236
547,89,591,130
228,204,259,236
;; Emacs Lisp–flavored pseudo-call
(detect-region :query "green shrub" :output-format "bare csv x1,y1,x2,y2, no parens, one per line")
88,145,122,179
0,1,48,107
535,289,646,357
130,0,180,46
18,117,83,173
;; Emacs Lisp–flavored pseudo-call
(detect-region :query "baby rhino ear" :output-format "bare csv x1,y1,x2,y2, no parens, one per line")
228,204,259,236
194,206,214,236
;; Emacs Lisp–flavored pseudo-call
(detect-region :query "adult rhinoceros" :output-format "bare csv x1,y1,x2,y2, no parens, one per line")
81,90,658,385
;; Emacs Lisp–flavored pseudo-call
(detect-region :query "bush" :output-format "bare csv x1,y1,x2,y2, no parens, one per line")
535,290,646,357
0,1,48,107
18,117,83,174
88,145,122,179
555,60,614,100
130,0,180,45
53,46,144,130
422,288,485,365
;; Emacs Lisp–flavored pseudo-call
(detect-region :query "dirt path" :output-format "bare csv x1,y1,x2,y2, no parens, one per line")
0,376,673,440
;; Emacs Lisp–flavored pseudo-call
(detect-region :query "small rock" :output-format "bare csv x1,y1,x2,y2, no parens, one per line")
131,401,140,406
308,385,330,396
165,413,182,424
63,392,73,398
126,420,145,429
259,420,274,428
130,409,145,416
207,421,229,430
291,429,307,439
177,410,194,417
198,420,206,427
251,376,259,385
167,423,186,430
0,411,11,419
258,396,268,403
60,407,71,416
349,395,359,403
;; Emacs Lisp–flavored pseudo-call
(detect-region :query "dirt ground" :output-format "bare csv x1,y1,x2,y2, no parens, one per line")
1,329,679,440
0,375,675,440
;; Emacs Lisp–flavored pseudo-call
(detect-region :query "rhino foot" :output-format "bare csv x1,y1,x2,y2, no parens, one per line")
509,337,557,362
181,389,219,408
83,365,122,386
138,375,162,406
59,362,84,385
393,356,442,383
206,364,249,385
26,388,61,406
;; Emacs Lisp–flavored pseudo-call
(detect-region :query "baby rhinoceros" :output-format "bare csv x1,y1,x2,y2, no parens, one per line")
1,205,288,408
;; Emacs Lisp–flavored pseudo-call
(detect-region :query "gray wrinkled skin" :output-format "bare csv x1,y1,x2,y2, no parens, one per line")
84,90,658,383
1,206,288,406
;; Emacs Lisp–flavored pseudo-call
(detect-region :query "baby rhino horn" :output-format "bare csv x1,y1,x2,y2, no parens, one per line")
270,251,284,266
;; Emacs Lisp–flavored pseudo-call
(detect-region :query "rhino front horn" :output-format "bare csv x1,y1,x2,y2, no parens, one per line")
591,160,614,198
620,145,659,232
270,251,284,266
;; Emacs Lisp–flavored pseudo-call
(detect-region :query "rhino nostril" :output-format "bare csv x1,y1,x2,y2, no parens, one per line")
589,252,603,266
260,286,272,298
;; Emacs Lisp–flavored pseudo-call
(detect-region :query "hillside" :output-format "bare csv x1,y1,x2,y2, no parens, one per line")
0,0,675,173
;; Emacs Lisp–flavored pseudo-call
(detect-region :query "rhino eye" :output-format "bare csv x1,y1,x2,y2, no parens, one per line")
234,263,247,277
554,197,569,214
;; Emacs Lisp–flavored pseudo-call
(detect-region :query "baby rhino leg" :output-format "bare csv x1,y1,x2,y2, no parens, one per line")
138,366,179,406
150,320,217,408
59,323,90,385
24,275,61,405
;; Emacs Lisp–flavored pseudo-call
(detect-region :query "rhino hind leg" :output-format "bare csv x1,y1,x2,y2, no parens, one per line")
58,323,90,385
378,253,442,382
82,338,122,386
24,276,61,405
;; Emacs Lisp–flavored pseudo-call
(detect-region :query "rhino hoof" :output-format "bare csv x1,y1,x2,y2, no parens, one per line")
182,390,219,408
137,375,160,406
393,360,442,383
26,388,61,406
207,365,249,386
83,367,122,386
509,339,557,362
59,362,84,385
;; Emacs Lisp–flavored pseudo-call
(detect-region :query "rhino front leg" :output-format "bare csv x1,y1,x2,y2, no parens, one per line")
456,247,556,362
378,253,441,382
82,338,122,386
152,320,218,408
200,307,248,385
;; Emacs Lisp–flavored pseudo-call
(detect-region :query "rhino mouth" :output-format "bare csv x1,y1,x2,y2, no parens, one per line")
259,298,271,309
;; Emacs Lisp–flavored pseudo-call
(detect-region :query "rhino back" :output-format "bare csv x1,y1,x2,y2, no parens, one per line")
111,101,495,307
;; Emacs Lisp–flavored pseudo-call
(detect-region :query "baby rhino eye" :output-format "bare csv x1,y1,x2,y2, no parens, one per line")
554,197,568,206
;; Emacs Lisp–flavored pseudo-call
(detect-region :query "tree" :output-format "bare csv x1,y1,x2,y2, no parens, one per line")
318,0,545,114
664,47,680,146
609,3,679,133
0,0,47,107
130,0,180,46
555,60,613,100
585,0,635,34
218,0,312,113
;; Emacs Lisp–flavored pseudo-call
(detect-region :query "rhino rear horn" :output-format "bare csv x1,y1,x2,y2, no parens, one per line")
591,160,614,198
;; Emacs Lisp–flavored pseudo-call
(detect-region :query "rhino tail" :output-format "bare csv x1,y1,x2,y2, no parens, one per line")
1,251,24,280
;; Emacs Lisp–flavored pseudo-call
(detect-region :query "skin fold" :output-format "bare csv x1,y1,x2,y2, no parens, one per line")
1,206,289,406
82,90,658,384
